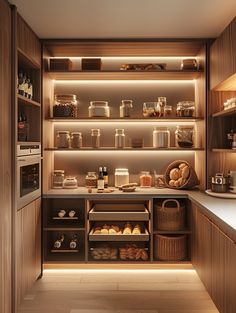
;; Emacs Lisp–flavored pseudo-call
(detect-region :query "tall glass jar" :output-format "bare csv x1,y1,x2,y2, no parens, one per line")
115,129,125,148
91,129,101,148
120,100,133,117
56,131,70,148
71,132,82,148
153,127,170,148
85,172,97,188
175,126,195,148
115,168,129,187
52,170,65,188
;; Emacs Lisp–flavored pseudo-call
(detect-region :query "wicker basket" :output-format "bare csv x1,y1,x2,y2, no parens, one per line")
154,199,185,231
164,160,199,189
154,234,187,261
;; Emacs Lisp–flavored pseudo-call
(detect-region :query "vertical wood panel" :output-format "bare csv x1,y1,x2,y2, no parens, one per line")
0,0,12,312
35,197,42,279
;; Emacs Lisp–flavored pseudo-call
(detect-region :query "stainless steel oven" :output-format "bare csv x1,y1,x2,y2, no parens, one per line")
17,154,41,210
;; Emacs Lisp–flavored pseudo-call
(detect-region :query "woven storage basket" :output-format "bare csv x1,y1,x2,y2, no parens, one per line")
155,199,185,231
164,160,199,189
154,234,187,261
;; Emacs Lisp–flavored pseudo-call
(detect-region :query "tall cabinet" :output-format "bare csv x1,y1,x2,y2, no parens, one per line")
0,1,12,312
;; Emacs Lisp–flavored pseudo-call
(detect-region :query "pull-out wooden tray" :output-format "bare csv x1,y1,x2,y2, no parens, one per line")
89,204,149,221
89,228,149,242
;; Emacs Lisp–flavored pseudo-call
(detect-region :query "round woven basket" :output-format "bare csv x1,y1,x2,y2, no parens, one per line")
154,234,187,261
164,160,199,189
155,199,185,231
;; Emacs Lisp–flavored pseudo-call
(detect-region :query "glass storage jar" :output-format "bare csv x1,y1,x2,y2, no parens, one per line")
143,102,161,118
115,168,129,187
157,97,167,117
53,94,78,118
63,176,78,189
140,171,152,188
71,132,82,148
56,131,70,148
88,101,110,117
164,105,173,117
153,127,170,148
120,100,133,117
115,129,125,148
52,170,65,189
85,172,97,188
176,101,195,117
175,126,195,148
91,129,101,148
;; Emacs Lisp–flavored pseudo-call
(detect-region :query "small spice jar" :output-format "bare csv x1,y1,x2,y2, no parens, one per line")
120,100,133,117
71,132,82,148
140,171,152,188
115,129,125,148
91,129,101,148
85,172,97,188
175,126,195,148
52,170,65,189
56,131,70,148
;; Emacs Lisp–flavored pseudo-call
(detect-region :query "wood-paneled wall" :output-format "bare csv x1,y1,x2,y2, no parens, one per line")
0,0,12,313
17,13,41,67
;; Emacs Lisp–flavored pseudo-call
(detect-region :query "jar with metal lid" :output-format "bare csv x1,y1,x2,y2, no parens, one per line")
85,172,97,188
88,101,110,117
56,131,70,148
164,105,173,117
115,129,125,148
53,94,78,118
91,129,101,148
120,100,133,117
71,132,82,148
115,168,129,187
140,171,152,188
52,170,65,189
153,127,170,148
175,126,195,148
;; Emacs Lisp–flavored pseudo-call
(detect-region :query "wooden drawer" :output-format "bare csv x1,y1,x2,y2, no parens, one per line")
89,228,149,242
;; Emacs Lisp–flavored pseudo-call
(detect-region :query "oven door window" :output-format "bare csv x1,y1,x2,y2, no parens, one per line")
20,163,40,197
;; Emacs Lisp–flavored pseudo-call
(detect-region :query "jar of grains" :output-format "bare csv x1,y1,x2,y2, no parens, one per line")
85,172,97,188
71,132,82,148
56,131,70,148
52,170,65,188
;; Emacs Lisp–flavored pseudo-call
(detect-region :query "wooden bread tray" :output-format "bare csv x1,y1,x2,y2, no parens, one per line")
89,228,149,242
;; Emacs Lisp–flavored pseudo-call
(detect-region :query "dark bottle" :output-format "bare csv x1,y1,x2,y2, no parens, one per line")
54,234,65,249
103,166,108,188
22,115,29,141
227,129,235,149
69,235,78,249
97,166,104,190
18,70,24,95
18,114,26,141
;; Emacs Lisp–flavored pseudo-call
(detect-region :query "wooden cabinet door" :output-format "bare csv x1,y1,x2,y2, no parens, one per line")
191,205,212,293
35,197,42,279
0,0,12,312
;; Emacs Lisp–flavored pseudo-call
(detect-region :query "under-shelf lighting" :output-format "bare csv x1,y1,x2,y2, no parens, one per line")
52,121,196,126
54,80,195,84
49,56,197,60
52,150,195,155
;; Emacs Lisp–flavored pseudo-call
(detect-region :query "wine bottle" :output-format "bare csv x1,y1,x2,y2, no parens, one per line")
69,235,78,249
18,71,24,96
103,166,108,188
53,234,65,249
97,166,104,190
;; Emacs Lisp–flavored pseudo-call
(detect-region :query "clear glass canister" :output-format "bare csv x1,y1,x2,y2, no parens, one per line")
115,168,129,187
140,171,152,188
115,129,125,148
164,105,173,117
52,170,65,188
153,127,170,148
143,102,161,118
71,132,82,148
53,94,78,118
85,172,97,188
56,131,70,148
120,100,133,117
91,129,101,148
175,126,195,148
88,101,110,117
157,97,167,117
176,101,195,117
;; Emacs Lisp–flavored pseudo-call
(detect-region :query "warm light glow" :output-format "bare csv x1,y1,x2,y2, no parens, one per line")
52,150,195,155
44,269,195,273
54,80,195,84
52,120,196,126
49,56,197,60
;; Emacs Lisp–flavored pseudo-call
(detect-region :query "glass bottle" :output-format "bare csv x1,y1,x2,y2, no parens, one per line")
115,129,125,148
91,129,101,148
140,171,152,188
120,100,133,117
97,167,104,190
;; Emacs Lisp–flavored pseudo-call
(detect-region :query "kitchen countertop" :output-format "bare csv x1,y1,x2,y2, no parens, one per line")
43,188,236,237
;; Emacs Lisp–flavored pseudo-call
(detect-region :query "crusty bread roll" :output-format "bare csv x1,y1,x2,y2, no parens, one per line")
169,168,181,180
101,228,109,234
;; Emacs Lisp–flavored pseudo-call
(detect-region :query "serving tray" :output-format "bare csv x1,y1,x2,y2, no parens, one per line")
205,189,236,199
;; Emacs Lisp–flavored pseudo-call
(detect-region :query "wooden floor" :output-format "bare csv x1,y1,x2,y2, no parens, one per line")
17,269,219,313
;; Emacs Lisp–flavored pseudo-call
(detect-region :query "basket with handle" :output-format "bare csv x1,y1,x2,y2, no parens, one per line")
164,160,199,189
154,234,187,261
155,199,185,231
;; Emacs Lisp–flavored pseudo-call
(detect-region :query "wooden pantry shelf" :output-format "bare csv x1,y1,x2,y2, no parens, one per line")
43,228,85,231
18,94,41,107
212,106,236,117
47,70,203,80
211,148,236,153
48,117,203,122
45,147,204,151
89,229,149,242
50,249,79,253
